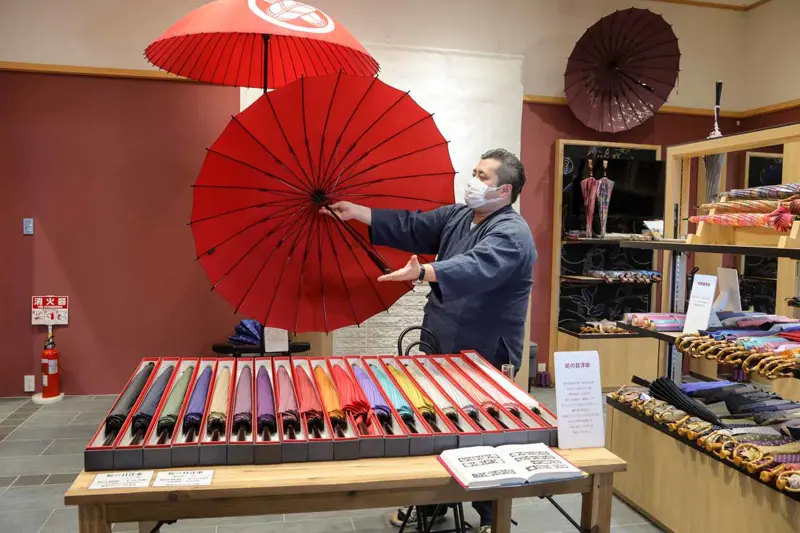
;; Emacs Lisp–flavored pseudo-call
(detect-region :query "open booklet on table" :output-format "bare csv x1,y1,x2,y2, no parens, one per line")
438,443,586,490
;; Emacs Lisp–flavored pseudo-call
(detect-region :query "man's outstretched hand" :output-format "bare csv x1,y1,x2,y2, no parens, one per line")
321,201,372,225
378,255,425,282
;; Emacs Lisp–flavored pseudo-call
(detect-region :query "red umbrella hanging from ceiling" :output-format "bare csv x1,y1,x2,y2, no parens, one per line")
190,72,456,333
144,0,379,89
564,7,680,133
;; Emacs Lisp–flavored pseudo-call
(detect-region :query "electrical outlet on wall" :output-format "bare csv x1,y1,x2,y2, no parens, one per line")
24,375,35,392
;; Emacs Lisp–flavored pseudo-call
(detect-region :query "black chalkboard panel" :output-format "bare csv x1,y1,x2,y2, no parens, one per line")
558,144,662,331
741,153,783,313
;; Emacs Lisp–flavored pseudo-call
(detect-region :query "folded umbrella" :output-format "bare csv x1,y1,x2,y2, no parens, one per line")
352,366,393,434
232,366,253,441
421,361,483,429
387,366,440,432
256,366,277,440
294,365,325,438
648,377,724,426
130,365,175,445
313,365,346,437
369,364,417,433
689,207,794,232
453,365,521,419
724,183,800,201
332,365,371,434
450,368,508,429
156,365,195,444
580,161,599,238
698,198,800,215
182,366,214,442
277,366,301,439
404,363,462,431
596,163,615,237
206,366,232,441
104,362,156,445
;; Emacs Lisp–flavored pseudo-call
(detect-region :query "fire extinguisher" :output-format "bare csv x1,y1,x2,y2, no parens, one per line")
41,326,60,399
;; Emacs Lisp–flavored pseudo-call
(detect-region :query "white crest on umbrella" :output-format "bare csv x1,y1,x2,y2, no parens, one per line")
248,0,335,34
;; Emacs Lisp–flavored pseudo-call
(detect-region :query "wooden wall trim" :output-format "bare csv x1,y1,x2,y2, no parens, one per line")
648,0,773,11
0,61,191,83
523,94,800,120
3,61,797,120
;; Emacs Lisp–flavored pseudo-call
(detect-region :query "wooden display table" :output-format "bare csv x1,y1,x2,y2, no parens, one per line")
65,449,626,533
606,403,800,533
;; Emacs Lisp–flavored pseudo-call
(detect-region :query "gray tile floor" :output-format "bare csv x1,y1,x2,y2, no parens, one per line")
0,389,660,533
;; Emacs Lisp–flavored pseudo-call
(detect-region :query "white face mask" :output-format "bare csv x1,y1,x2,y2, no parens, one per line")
464,177,505,209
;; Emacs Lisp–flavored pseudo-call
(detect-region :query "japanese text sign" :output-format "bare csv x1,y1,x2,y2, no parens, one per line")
554,351,604,449
32,296,69,325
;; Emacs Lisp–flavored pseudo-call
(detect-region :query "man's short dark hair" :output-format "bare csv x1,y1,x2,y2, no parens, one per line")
481,148,526,203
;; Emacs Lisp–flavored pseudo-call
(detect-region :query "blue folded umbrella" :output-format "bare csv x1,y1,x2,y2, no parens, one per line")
229,320,262,345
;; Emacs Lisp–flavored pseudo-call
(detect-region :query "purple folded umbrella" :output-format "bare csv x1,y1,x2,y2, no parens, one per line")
353,365,391,423
182,366,213,441
256,366,276,440
233,366,253,441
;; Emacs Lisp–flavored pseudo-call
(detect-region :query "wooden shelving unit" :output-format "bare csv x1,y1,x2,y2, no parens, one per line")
656,123,800,379
549,140,665,389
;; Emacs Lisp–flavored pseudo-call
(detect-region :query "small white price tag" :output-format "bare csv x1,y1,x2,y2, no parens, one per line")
153,470,214,487
89,471,153,490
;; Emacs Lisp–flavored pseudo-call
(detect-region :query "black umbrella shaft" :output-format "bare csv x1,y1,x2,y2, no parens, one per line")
262,34,270,94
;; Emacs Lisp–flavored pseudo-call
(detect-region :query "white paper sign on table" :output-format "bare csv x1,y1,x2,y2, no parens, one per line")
554,351,604,449
153,470,214,487
89,471,153,490
683,274,718,334
263,328,289,353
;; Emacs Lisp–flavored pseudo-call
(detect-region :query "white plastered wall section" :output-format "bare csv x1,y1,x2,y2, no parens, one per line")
329,45,523,357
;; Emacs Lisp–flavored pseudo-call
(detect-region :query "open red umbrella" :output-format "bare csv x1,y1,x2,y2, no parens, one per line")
191,72,455,332
564,8,680,133
145,0,379,89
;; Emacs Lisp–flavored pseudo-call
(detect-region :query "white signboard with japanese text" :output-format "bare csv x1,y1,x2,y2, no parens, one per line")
554,351,605,449
153,470,214,487
683,274,719,334
31,296,69,325
89,470,153,490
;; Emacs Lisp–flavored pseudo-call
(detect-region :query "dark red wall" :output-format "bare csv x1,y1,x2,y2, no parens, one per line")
0,71,241,396
520,102,748,363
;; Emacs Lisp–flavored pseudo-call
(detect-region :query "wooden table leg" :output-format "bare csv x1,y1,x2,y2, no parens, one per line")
78,504,110,533
580,473,613,533
491,498,513,533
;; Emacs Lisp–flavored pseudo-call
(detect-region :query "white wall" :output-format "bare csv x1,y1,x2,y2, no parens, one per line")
0,0,752,110
744,0,800,109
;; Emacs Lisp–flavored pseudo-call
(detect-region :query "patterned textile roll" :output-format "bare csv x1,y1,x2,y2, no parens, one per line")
689,206,794,232
724,183,800,200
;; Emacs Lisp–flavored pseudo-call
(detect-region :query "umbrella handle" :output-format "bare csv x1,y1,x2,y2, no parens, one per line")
403,340,436,356
397,326,442,355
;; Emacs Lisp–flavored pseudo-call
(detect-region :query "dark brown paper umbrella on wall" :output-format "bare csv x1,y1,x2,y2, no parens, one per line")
565,8,680,133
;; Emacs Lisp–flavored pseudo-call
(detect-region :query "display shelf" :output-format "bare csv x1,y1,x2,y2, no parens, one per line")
560,275,658,285
606,397,800,502
562,238,652,245
606,401,800,533
621,239,800,259
557,327,636,340
615,322,681,344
